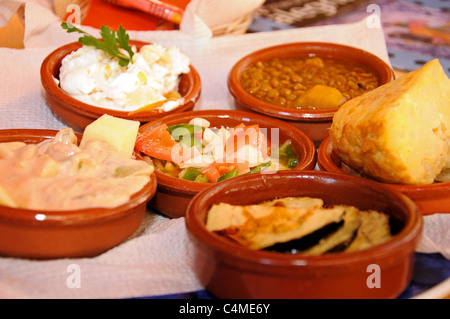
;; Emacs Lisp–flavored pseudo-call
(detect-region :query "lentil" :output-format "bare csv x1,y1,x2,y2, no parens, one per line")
240,57,379,110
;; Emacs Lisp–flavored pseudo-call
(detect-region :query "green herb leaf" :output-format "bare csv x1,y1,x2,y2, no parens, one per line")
78,35,107,51
116,25,134,62
61,21,88,34
61,22,134,67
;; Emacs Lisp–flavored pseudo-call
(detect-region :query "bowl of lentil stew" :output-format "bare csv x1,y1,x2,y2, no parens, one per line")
228,42,395,145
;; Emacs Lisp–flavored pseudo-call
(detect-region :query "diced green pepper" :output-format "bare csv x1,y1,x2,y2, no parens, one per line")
287,157,299,168
217,169,239,182
179,168,202,181
168,124,204,149
194,174,209,183
278,139,299,169
168,124,204,139
279,139,295,157
177,135,203,149
248,161,271,174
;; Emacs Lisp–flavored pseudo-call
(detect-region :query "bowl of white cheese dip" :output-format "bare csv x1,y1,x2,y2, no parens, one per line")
41,40,201,132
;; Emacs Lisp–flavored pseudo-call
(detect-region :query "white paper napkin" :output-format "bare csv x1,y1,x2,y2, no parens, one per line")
416,214,450,259
0,0,448,299
0,213,206,299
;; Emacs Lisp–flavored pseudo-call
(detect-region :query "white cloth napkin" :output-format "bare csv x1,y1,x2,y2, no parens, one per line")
0,0,448,299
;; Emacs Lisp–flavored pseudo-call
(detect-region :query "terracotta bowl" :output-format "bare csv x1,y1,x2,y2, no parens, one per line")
40,41,202,132
318,136,450,216
185,170,423,299
138,109,317,218
0,129,157,259
228,42,395,145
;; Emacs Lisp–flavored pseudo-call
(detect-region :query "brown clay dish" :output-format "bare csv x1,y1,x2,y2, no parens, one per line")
318,136,450,216
138,109,317,219
185,170,423,299
0,129,157,259
228,42,395,145
40,41,201,132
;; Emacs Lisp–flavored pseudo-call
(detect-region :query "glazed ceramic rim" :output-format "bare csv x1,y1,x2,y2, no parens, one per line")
185,170,423,269
317,136,450,196
138,109,318,195
0,129,157,226
228,42,395,122
40,41,202,122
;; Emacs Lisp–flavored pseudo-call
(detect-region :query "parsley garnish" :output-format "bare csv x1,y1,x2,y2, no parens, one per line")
61,22,134,67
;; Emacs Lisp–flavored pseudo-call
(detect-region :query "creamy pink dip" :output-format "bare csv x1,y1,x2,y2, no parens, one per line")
0,128,153,210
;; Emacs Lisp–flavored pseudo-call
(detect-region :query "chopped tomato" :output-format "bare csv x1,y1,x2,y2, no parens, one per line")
135,121,271,182
200,164,222,183
201,160,249,183
135,123,183,162
225,124,270,158
259,130,270,158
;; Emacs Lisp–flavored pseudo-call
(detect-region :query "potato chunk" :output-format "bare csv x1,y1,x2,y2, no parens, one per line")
297,85,345,109
80,114,140,159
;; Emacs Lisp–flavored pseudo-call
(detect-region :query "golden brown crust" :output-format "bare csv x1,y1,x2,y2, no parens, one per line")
330,59,450,185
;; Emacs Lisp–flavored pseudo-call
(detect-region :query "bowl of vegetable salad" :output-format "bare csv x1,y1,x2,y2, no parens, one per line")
135,110,317,218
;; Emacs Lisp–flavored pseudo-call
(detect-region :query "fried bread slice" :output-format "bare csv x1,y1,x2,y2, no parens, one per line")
344,210,392,252
206,202,345,250
299,205,361,255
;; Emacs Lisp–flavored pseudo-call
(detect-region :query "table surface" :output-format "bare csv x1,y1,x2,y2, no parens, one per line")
137,252,450,299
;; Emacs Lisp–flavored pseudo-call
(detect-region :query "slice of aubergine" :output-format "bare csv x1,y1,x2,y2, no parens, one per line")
298,206,361,256
267,206,393,255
